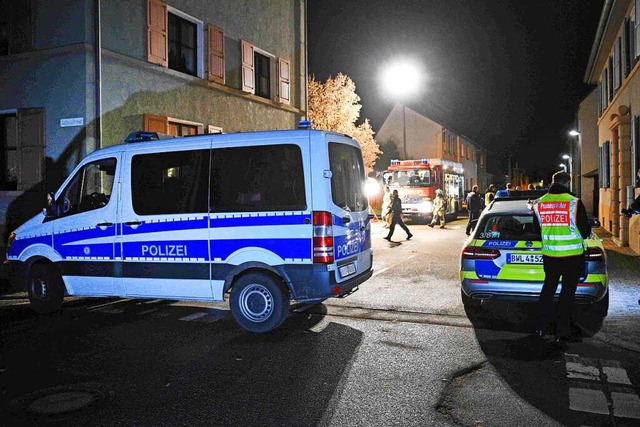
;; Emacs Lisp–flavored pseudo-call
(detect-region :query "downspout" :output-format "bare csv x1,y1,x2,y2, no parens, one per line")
298,0,308,121
94,0,102,150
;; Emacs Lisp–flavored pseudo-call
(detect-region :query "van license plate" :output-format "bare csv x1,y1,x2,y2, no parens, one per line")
339,263,356,278
508,254,543,264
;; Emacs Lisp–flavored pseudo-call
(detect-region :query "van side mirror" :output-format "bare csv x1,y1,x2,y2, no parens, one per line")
42,192,56,218
588,218,601,228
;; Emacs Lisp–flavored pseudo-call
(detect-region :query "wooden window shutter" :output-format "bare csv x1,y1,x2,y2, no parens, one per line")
207,24,225,84
144,114,168,133
241,40,255,94
277,57,291,104
147,0,168,67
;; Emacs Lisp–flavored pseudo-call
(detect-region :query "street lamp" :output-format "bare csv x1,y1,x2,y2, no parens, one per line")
569,130,580,137
559,163,567,172
380,60,424,159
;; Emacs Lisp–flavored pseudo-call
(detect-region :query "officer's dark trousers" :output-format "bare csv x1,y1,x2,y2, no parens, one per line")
386,216,411,239
537,254,584,337
466,210,481,234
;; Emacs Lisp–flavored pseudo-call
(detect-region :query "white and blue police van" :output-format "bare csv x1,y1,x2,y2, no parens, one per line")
5,128,373,333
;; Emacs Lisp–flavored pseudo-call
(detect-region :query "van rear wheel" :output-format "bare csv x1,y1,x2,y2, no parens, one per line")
230,273,289,333
26,263,64,314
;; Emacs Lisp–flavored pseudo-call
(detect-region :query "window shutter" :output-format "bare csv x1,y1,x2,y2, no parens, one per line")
147,0,168,67
241,40,255,94
613,38,621,90
207,24,225,84
277,58,290,104
144,114,168,133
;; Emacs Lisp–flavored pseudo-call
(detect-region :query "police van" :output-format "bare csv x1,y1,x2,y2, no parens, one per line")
6,128,373,333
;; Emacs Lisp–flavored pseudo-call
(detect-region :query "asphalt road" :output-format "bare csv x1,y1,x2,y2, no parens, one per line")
0,217,639,426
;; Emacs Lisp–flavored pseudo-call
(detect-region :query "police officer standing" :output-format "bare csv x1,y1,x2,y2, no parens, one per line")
532,171,591,344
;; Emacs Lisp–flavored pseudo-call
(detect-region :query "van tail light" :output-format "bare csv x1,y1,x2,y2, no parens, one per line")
461,246,500,260
313,211,334,264
584,247,604,261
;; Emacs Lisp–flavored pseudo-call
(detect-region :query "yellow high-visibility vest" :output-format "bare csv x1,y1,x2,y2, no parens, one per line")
533,193,584,257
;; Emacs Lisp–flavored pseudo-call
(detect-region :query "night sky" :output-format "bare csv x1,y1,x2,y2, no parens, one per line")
308,0,604,180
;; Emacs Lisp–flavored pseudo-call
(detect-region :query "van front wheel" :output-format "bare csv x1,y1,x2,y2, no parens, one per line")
230,273,290,333
26,263,64,314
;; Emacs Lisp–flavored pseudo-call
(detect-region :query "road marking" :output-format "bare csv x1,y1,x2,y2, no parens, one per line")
566,361,600,381
565,354,640,420
603,366,632,385
138,308,158,315
86,299,129,311
569,388,609,415
611,392,640,419
309,317,330,333
373,254,417,277
100,308,124,314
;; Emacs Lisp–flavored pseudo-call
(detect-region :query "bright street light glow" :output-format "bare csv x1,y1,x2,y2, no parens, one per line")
562,154,571,160
569,130,580,136
380,60,424,99
559,163,567,171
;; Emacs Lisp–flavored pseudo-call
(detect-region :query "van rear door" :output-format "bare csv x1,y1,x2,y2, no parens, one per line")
326,137,372,283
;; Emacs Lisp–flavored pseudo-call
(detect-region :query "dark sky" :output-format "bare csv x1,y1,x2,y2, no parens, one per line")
307,0,604,180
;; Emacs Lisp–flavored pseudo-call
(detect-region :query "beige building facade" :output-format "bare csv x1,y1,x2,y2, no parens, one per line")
583,0,640,253
375,104,490,193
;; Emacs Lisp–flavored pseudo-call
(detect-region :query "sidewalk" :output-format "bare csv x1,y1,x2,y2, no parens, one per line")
591,227,640,353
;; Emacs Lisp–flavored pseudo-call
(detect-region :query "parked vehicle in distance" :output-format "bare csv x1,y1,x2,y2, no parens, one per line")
5,128,373,333
460,195,608,323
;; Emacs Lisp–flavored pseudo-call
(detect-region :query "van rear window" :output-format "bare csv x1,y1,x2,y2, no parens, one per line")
210,144,306,212
329,142,367,212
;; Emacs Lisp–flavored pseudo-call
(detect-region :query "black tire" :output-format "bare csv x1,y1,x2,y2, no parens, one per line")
26,263,65,314
593,290,609,318
230,273,290,333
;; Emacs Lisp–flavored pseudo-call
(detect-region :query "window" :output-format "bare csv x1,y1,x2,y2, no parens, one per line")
240,40,290,104
147,0,204,77
132,150,209,215
169,13,197,76
633,116,640,187
625,17,633,77
254,51,271,99
599,141,611,188
57,158,116,217
608,57,614,101
210,144,306,212
613,38,621,91
0,0,32,56
0,114,17,190
329,142,367,212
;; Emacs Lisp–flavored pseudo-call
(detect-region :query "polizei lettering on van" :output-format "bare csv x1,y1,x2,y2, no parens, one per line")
141,244,188,257
337,240,360,258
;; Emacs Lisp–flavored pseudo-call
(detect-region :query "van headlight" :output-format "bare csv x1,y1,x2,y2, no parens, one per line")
418,201,434,213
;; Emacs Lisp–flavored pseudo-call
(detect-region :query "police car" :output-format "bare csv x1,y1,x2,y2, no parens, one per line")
5,128,374,333
460,191,608,320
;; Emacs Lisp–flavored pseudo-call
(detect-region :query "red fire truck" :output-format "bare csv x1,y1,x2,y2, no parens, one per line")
382,158,465,222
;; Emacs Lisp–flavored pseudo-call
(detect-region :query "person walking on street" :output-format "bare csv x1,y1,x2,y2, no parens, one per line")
381,185,392,228
429,189,446,228
532,171,591,345
484,184,496,206
465,185,484,235
384,189,412,241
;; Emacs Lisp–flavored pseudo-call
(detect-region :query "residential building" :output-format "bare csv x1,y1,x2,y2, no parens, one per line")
583,0,640,253
375,104,490,194
573,88,600,217
0,0,307,255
